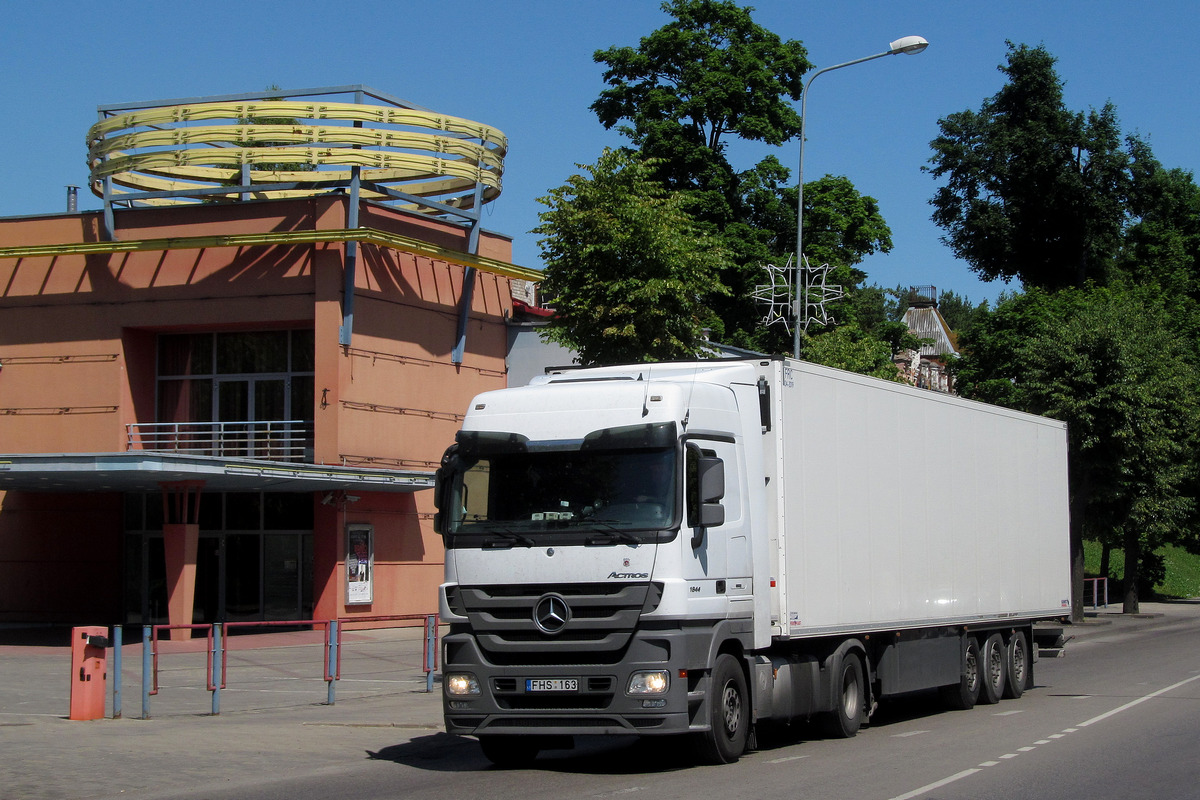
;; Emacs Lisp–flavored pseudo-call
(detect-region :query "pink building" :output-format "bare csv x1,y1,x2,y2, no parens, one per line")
0,87,536,632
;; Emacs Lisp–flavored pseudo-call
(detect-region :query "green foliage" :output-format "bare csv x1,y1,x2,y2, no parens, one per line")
721,173,894,355
955,286,1200,608
799,324,905,382
927,43,1130,290
936,289,990,336
534,149,731,365
1084,541,1200,601
589,0,892,357
801,175,892,284
237,85,317,175
1121,136,1200,299
592,0,809,210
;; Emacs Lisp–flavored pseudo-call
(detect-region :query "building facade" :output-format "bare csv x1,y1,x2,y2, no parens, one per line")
0,88,535,631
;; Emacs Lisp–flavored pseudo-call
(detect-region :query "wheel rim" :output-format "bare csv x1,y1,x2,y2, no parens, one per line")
965,649,979,693
721,680,742,737
841,669,860,718
988,643,1003,690
1011,639,1026,686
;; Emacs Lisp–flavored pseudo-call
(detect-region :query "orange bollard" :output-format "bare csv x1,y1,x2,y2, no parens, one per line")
69,626,108,720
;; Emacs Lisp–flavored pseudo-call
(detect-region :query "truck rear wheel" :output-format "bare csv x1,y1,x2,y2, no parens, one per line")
1003,631,1029,699
697,654,749,764
941,637,980,710
479,735,540,768
978,633,1006,704
821,655,865,738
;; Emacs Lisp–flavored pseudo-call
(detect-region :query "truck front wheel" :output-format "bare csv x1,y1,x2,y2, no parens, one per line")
698,654,749,764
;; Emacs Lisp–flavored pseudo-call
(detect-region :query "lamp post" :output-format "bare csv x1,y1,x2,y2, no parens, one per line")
793,35,929,357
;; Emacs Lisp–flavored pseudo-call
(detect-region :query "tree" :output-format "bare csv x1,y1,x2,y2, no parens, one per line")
926,43,1130,290
799,324,905,382
1121,137,1200,300
935,289,990,336
592,0,818,353
722,171,894,354
534,149,730,365
588,0,897,366
953,287,1200,615
592,0,809,226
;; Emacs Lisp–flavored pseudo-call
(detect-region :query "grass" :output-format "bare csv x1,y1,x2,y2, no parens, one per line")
1083,540,1200,600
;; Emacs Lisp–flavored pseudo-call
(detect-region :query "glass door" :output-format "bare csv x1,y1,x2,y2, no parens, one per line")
217,379,250,456
217,378,287,459
253,379,286,460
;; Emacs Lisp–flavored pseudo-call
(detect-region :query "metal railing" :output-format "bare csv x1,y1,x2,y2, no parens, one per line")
127,420,313,462
1085,577,1109,609
135,615,438,718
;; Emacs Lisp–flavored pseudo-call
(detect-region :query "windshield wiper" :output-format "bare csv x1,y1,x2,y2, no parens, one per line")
584,525,642,546
481,528,536,548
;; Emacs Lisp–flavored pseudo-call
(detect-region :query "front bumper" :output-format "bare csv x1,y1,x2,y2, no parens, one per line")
442,627,698,737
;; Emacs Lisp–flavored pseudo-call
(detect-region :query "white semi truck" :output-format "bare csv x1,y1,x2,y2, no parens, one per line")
435,358,1071,765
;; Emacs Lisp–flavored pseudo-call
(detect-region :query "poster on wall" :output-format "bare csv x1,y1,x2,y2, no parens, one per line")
346,523,373,605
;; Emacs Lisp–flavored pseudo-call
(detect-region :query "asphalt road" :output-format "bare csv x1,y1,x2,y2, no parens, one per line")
3,605,1198,800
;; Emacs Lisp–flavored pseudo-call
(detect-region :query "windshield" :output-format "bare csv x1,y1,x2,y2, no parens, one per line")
444,445,678,541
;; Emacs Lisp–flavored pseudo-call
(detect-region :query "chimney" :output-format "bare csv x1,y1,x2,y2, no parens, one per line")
66,185,79,213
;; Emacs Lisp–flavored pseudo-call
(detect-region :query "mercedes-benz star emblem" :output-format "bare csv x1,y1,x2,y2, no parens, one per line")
533,593,570,635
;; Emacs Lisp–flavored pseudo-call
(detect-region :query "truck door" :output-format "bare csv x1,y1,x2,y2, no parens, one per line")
683,439,751,600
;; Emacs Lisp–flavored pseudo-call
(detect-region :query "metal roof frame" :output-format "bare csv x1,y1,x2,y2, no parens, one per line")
0,453,434,494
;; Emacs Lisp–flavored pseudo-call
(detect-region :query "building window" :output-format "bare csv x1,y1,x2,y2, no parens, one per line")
153,330,314,461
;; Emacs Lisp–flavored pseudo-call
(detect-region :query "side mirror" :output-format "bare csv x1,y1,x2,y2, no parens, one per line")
687,443,726,540
697,456,725,528
433,443,458,535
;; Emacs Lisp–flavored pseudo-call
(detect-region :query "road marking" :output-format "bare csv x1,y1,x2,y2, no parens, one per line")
993,710,1024,716
891,730,929,738
1077,673,1200,728
1034,740,1051,745
592,788,646,797
889,673,1200,800
767,755,808,763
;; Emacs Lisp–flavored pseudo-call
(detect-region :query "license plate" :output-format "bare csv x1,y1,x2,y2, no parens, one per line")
526,678,579,692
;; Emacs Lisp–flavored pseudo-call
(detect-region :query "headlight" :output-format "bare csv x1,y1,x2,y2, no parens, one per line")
627,670,670,694
445,673,481,696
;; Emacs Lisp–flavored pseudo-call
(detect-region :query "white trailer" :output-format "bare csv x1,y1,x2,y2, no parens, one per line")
435,357,1071,765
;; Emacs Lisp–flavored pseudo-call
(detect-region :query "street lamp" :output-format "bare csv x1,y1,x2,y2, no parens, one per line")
792,36,930,357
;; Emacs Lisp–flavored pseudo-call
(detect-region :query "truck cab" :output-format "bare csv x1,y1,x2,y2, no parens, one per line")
435,363,767,764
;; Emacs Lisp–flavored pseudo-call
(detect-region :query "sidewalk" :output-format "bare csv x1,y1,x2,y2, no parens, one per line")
2,602,1197,800
0,624,447,800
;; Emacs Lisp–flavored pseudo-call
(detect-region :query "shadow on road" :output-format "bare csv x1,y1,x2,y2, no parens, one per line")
368,732,699,774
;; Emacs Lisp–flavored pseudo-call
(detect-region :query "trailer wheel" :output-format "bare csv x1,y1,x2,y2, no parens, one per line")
698,654,749,764
978,633,1006,705
941,637,980,710
821,655,865,739
1003,631,1029,699
479,735,540,768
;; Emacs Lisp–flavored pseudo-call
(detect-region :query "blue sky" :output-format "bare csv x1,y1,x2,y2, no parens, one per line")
3,1,1197,305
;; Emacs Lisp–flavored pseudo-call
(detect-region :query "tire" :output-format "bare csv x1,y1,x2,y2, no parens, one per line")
697,654,749,764
1003,631,1029,699
479,735,540,768
821,654,865,739
978,633,1006,705
940,637,980,710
